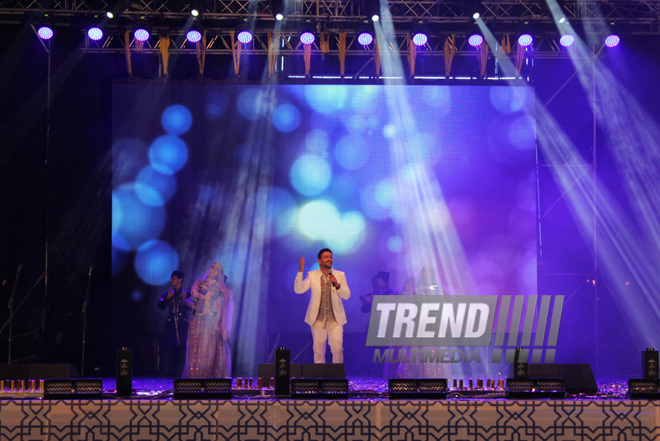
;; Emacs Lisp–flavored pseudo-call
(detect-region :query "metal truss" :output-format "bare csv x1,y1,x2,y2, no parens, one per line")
1,0,659,24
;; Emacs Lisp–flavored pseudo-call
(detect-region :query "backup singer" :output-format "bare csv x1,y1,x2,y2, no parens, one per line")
294,248,351,364
182,262,234,378
157,270,191,378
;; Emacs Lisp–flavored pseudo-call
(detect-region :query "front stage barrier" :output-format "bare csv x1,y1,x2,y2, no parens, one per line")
0,398,658,440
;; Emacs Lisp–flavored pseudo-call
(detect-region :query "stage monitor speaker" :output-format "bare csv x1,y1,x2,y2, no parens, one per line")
526,363,597,395
0,364,79,380
173,379,232,399
389,378,448,399
257,363,302,380
628,379,660,399
301,363,345,379
290,378,348,399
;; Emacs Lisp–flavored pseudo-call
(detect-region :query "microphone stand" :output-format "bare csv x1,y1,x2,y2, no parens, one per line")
81,265,93,377
7,266,21,364
1,270,46,364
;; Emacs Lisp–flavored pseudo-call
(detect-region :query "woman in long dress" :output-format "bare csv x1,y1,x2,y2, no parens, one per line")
182,262,234,378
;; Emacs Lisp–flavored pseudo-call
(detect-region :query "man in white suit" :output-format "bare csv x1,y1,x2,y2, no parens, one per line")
294,248,351,363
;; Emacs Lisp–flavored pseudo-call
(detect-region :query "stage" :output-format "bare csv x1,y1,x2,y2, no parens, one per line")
0,378,657,440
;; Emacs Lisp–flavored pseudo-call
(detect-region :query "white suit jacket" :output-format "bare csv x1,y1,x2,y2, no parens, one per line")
294,269,351,326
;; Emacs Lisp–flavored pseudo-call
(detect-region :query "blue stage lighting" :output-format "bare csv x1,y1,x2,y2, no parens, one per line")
37,26,54,40
605,34,620,47
468,34,483,47
559,34,575,47
357,31,374,46
187,29,202,43
87,27,103,41
300,31,315,45
237,30,253,44
412,32,428,46
517,33,533,47
134,28,150,42
161,104,193,135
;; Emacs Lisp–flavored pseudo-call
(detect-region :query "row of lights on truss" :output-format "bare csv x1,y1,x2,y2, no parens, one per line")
36,9,621,49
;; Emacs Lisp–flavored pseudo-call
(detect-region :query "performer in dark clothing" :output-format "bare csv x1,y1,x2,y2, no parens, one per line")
157,270,191,378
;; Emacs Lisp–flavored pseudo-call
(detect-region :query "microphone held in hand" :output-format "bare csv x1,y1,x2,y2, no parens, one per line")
88,264,94,277
328,268,337,288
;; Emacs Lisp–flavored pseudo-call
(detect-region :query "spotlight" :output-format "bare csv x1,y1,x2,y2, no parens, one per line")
357,30,374,46
604,34,620,47
462,0,484,19
517,33,533,47
411,31,428,47
559,34,575,47
191,9,199,16
362,0,380,22
371,14,380,22
472,12,480,19
270,0,286,21
37,25,54,40
300,31,315,45
468,33,483,47
558,16,566,24
237,30,253,44
87,27,104,41
106,11,114,19
186,29,202,43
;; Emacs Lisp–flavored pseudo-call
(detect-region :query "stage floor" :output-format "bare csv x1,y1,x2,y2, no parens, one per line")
1,378,654,441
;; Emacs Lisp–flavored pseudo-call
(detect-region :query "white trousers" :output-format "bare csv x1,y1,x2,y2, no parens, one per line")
310,324,343,364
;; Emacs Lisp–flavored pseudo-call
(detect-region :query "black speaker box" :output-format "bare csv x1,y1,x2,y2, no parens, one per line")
258,363,302,380
0,364,79,380
302,363,345,378
527,363,597,394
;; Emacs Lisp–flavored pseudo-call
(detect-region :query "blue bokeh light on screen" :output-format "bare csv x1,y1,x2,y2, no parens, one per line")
374,180,395,208
290,154,332,196
297,200,340,240
305,129,330,154
112,193,122,234
508,115,536,150
149,135,189,175
135,166,177,206
134,239,180,286
387,236,403,252
161,104,193,135
489,87,527,114
304,86,348,115
272,103,301,133
360,183,392,221
112,184,165,250
205,90,229,119
334,134,371,171
237,88,264,120
326,211,366,253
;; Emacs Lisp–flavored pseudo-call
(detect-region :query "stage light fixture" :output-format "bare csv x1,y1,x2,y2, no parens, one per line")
361,0,380,22
173,378,232,399
462,0,484,19
87,27,104,41
237,30,253,44
517,33,533,47
300,31,315,45
604,34,620,47
389,378,448,399
270,0,286,21
37,25,54,40
412,31,428,47
106,11,114,18
134,27,150,42
468,33,483,47
559,34,575,47
357,30,374,46
186,29,202,43
506,378,566,399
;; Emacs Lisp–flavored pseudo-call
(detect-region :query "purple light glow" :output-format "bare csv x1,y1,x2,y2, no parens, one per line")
468,34,483,47
559,34,575,47
517,33,533,47
605,34,620,47
237,30,253,44
357,32,373,46
87,27,103,41
37,26,53,40
300,31,315,45
134,28,150,42
186,30,202,43
412,32,428,47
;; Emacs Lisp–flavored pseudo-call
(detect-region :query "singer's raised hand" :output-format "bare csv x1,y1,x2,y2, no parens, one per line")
298,257,305,272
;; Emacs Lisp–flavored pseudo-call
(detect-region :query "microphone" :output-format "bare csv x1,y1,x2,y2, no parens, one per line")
88,264,94,277
328,268,337,288
16,264,23,276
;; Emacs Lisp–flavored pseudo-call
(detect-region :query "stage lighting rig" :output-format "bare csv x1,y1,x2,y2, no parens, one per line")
462,0,484,19
270,0,287,21
361,0,380,23
357,28,374,46
299,30,316,45
237,29,253,44
411,25,429,47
